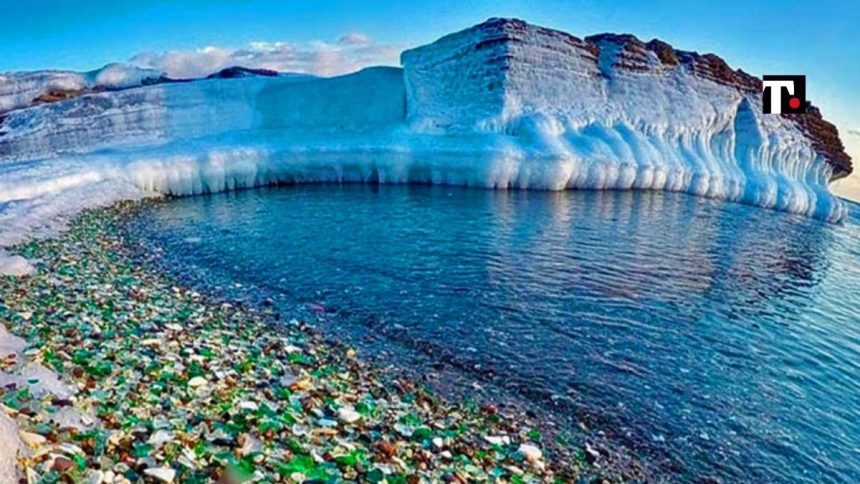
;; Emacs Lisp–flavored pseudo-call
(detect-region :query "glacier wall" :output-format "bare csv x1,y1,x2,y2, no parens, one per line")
0,19,852,274
400,19,846,221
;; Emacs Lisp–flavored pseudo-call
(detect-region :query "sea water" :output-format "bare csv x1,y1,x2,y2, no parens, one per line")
128,185,860,482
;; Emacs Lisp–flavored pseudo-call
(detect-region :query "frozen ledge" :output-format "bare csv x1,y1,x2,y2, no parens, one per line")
0,18,853,275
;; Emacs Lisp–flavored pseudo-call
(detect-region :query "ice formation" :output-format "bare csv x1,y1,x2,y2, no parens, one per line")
0,63,166,114
0,18,852,274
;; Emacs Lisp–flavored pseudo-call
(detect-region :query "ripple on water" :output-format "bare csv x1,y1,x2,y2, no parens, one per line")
128,185,860,483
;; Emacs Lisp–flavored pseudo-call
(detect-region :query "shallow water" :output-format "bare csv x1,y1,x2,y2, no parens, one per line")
129,185,860,482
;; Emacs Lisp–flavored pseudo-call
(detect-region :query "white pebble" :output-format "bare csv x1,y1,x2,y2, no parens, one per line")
518,443,542,461
148,430,175,446
187,376,208,388
432,437,444,450
144,467,176,483
484,435,510,446
19,431,46,448
337,406,362,424
238,401,258,412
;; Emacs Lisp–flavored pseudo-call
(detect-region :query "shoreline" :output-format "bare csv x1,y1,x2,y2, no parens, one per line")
121,192,668,481
0,201,631,482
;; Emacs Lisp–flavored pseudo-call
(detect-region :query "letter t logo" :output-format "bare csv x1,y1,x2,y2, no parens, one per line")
762,75,806,114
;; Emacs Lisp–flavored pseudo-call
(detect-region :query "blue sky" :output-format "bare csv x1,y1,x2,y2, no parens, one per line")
3,1,856,112
3,0,860,191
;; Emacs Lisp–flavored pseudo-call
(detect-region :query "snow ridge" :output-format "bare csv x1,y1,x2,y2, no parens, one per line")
0,64,166,114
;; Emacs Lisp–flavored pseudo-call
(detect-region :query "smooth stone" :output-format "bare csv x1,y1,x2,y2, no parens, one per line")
585,442,600,463
432,437,444,451
518,443,542,461
238,401,258,412
19,431,47,448
58,443,84,455
147,430,175,446
86,469,103,483
337,406,362,424
187,376,207,388
318,418,338,428
239,434,263,456
144,467,176,483
484,435,510,446
52,456,74,473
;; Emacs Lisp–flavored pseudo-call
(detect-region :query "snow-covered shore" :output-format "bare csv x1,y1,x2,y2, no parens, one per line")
0,18,852,274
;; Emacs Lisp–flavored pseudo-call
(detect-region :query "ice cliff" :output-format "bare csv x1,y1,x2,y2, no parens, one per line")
0,18,852,274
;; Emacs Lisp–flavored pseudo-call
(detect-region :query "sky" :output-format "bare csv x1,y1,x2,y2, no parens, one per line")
3,0,859,198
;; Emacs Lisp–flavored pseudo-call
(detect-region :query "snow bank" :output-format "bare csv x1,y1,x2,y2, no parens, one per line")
90,63,165,89
0,20,851,275
0,63,165,114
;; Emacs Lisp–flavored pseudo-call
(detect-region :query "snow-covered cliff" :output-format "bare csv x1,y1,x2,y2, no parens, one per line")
0,18,852,274
402,19,850,214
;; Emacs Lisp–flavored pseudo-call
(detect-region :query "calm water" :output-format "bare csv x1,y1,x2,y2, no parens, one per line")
129,185,860,482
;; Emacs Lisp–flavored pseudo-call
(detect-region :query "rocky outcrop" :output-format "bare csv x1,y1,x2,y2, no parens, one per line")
586,33,653,73
206,66,280,79
785,107,852,179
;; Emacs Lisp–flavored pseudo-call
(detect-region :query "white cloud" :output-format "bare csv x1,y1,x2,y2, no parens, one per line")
128,33,402,79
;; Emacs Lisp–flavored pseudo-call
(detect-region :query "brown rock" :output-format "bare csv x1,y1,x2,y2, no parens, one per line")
378,440,396,457
52,456,75,473
481,403,498,414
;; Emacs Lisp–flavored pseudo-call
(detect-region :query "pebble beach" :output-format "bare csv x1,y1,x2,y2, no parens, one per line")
0,202,614,483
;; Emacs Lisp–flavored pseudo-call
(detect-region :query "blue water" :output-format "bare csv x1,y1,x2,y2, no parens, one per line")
129,185,860,482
